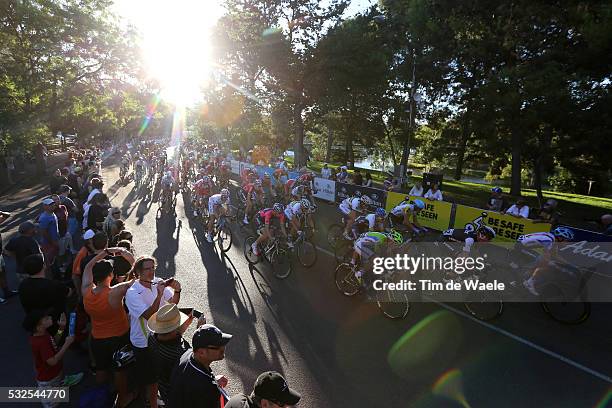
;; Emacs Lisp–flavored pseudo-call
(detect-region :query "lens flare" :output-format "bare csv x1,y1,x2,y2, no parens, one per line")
433,369,471,408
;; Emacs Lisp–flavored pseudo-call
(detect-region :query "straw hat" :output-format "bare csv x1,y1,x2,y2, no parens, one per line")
147,304,189,334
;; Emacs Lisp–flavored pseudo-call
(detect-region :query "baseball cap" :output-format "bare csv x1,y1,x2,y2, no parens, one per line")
192,324,232,350
42,198,54,205
253,371,301,406
83,229,95,240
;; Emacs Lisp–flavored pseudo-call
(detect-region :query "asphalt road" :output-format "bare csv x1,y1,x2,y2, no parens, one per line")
2,154,612,407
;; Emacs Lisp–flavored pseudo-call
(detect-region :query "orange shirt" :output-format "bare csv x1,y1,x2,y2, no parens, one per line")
72,247,89,277
84,286,130,339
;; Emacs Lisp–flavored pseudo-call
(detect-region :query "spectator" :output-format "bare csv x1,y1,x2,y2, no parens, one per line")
49,169,67,194
0,210,13,304
601,214,612,236
424,183,443,201
112,230,133,248
168,324,232,408
126,256,182,408
504,198,530,218
72,229,97,298
364,172,373,188
409,181,424,197
352,169,363,186
103,207,123,240
337,166,349,183
225,371,301,408
87,193,109,232
50,194,71,275
58,185,80,240
533,199,560,227
82,249,137,408
383,173,393,191
38,197,60,269
86,177,104,204
487,187,505,212
321,163,331,179
19,254,71,324
112,240,134,283
147,304,204,404
24,309,82,406
4,221,42,280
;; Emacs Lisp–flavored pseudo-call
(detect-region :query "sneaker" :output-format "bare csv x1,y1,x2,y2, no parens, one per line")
243,217,249,225
523,279,539,296
206,233,213,243
62,372,84,387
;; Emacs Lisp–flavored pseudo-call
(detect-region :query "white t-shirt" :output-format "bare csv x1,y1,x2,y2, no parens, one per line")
506,204,529,218
409,185,424,197
126,278,174,348
87,188,102,205
424,189,443,201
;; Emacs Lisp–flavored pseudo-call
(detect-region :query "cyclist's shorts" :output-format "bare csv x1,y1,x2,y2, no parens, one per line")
338,206,351,219
389,212,403,226
208,201,222,216
354,239,376,261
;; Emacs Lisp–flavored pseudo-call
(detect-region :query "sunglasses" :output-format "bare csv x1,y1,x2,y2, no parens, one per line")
113,212,121,215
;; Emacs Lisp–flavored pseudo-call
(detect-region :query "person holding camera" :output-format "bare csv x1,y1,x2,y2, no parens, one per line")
125,256,182,408
82,247,137,408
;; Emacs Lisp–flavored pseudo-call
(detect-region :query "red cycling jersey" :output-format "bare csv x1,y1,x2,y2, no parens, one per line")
258,208,285,225
194,179,214,196
284,179,296,194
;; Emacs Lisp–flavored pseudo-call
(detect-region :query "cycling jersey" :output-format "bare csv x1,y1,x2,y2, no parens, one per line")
284,201,303,221
244,183,263,199
161,175,175,189
291,185,305,197
208,193,228,214
258,208,285,225
355,214,378,230
193,179,214,196
339,197,361,215
391,202,416,217
354,232,388,260
517,232,555,251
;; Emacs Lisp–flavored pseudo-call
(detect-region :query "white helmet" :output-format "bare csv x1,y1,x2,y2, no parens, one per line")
300,198,311,210
360,195,373,206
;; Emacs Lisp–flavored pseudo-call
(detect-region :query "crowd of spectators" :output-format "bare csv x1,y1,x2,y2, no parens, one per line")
0,147,302,407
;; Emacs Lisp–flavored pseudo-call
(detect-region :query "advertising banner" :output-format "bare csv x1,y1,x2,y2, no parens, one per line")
454,205,551,242
385,192,452,231
313,177,335,202
230,160,240,175
555,225,612,243
334,182,387,209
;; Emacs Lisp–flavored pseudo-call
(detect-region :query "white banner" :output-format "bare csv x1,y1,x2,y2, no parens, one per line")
313,177,336,202
230,160,240,175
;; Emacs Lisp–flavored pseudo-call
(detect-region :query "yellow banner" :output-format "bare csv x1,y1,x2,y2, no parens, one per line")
385,192,453,231
454,205,551,242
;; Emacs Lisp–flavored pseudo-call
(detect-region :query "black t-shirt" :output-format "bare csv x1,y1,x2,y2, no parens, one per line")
19,277,69,318
225,394,256,408
111,255,132,278
87,204,107,231
61,196,77,218
4,235,41,268
169,350,227,408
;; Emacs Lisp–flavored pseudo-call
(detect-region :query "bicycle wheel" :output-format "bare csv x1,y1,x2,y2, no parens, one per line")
327,224,344,248
334,263,361,296
540,284,591,324
296,239,318,268
243,236,260,265
464,297,504,321
217,223,233,252
375,273,410,319
268,246,292,279
334,240,353,264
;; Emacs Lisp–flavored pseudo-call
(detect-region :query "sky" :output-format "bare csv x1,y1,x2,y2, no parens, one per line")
111,0,375,106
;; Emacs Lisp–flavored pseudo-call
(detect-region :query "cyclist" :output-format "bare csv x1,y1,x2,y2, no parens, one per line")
389,198,427,235
272,168,286,197
252,203,288,256
352,207,387,238
192,174,214,217
243,179,265,224
339,195,372,240
284,198,314,241
205,188,231,243
261,173,275,202
352,230,403,284
518,227,574,296
160,171,176,207
216,161,231,188
120,155,130,180
134,156,146,184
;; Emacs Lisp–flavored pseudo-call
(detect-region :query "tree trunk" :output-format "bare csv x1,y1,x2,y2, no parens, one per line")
293,103,304,169
345,131,354,169
510,125,522,196
455,112,470,180
533,125,552,204
325,126,333,163
398,98,415,180
386,130,398,168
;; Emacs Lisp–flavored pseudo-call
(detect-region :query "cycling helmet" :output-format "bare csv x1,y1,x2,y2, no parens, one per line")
375,207,386,218
403,196,411,201
220,188,230,199
165,171,172,177
388,230,403,245
300,199,311,210
491,187,502,194
552,226,574,241
477,225,496,239
254,179,262,187
202,175,210,182
272,203,284,213
360,195,373,206
413,199,425,210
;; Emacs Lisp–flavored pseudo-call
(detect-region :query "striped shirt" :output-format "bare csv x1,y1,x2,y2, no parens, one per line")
517,232,555,251
148,334,190,403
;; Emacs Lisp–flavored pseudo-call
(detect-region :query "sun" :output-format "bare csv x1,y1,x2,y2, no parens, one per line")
114,0,224,107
